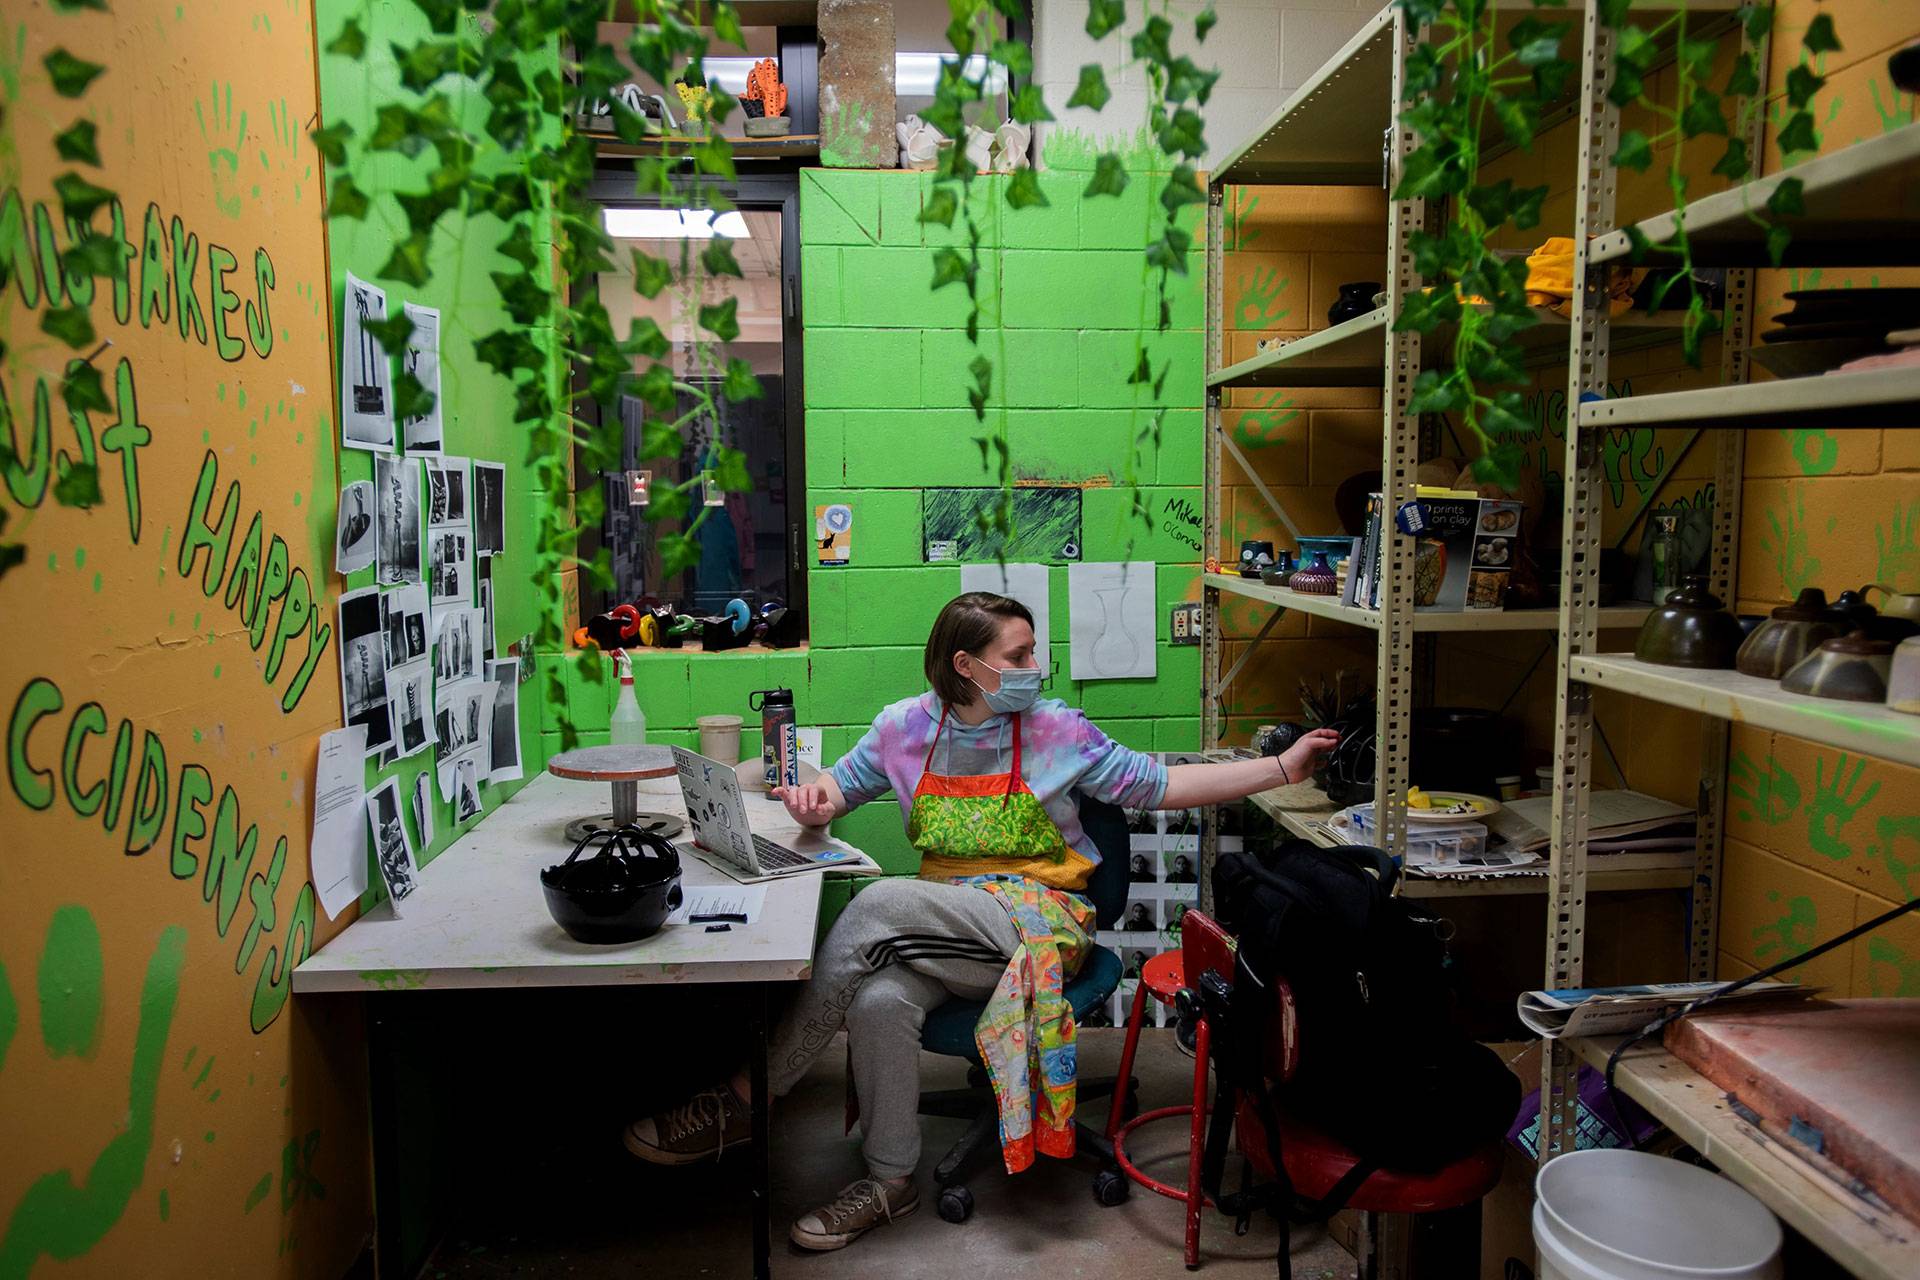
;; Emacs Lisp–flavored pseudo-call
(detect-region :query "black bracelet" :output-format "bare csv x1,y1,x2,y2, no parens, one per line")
1278,758,1291,786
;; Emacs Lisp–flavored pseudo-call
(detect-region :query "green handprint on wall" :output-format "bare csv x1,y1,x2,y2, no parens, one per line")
1225,190,1262,251
1782,428,1838,476
1864,936,1920,997
1807,753,1880,863
1751,891,1817,966
1875,499,1920,592
1761,491,1823,599
1233,390,1298,449
1867,77,1914,134
262,97,308,206
0,910,187,1279
1730,750,1800,827
193,82,248,219
1234,265,1290,330
1867,814,1920,900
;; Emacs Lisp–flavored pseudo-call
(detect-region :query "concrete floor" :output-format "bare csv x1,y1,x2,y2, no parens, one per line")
427,1026,1356,1278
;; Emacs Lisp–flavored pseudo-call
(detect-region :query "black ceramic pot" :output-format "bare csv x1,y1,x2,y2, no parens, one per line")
1328,282,1383,326
541,826,683,944
1634,574,1743,669
1736,587,1838,680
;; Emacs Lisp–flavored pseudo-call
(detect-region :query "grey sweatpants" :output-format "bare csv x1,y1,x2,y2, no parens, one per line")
767,877,1019,1180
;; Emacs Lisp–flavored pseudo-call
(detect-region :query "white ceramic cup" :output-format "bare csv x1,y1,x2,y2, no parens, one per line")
698,714,743,763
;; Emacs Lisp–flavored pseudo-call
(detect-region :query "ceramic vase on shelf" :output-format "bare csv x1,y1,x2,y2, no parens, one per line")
1328,281,1383,326
1290,551,1338,596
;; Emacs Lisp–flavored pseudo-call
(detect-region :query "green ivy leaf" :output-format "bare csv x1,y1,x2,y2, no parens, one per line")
1712,137,1752,180
1680,92,1728,138
41,305,95,349
658,533,702,576
1084,154,1129,198
325,18,368,59
53,172,113,222
920,186,959,228
1493,97,1537,151
53,120,101,165
379,233,433,287
1066,63,1111,112
930,247,971,291
51,0,111,11
1765,222,1793,267
1802,12,1841,55
1776,109,1819,156
62,362,110,416
1131,15,1173,64
1156,107,1205,160
54,461,102,508
1010,84,1054,126
1164,56,1221,107
363,312,416,350
711,445,753,492
1393,144,1458,200
1393,288,1461,334
309,120,354,165
1006,168,1049,210
989,39,1034,81
1743,2,1773,43
393,370,437,423
632,249,673,298
1408,370,1466,416
490,269,549,325
624,317,669,361
44,49,105,98
474,330,542,377
1507,16,1569,67
1723,51,1761,99
62,233,122,278
1144,228,1191,274
1086,0,1126,41
714,3,746,48
1482,392,1533,441
699,297,740,342
1611,129,1654,172
1784,63,1825,110
1195,6,1218,41
640,416,684,463
1767,176,1806,218
512,379,551,425
723,358,763,402
702,237,743,279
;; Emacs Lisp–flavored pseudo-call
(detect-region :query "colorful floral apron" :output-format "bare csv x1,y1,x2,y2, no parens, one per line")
908,707,1093,1174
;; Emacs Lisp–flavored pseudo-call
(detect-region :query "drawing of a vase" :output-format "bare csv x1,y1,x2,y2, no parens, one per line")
1091,587,1141,674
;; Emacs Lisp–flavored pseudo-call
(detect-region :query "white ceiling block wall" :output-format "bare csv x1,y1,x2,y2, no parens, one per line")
1032,0,1378,170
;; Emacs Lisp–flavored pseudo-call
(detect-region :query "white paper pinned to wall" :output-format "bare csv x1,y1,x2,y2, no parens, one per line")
1068,561,1157,681
960,562,1051,680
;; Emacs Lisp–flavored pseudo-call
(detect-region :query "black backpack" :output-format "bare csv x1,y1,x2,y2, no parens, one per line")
1197,839,1519,1274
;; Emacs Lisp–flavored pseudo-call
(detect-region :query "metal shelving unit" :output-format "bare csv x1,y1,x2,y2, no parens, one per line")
1532,7,1920,1193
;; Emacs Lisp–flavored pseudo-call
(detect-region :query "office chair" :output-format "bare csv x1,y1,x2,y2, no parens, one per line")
914,791,1135,1223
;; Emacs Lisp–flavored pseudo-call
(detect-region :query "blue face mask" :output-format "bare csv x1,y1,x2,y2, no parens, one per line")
968,658,1044,715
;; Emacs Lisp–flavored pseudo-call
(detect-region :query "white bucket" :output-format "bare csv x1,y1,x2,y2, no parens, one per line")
1533,1150,1782,1280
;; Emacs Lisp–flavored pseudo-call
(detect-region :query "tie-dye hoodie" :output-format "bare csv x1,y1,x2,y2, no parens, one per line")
830,692,1169,890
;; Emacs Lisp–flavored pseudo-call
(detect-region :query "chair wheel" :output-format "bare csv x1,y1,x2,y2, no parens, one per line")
1093,1167,1130,1207
937,1185,974,1223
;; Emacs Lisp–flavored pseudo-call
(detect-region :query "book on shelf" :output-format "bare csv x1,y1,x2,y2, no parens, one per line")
1484,790,1695,857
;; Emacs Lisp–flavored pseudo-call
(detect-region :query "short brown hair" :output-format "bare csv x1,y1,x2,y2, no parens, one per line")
924,592,1034,707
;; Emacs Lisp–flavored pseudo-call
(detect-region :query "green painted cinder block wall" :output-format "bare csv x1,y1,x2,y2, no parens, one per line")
552,168,1207,875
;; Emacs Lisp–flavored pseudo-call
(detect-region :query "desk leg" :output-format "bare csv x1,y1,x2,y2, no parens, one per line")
750,983,772,1280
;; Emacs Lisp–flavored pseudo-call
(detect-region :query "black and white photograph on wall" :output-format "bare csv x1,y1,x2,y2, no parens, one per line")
454,759,482,823
487,658,522,783
341,272,395,451
336,587,392,757
374,454,422,586
473,461,505,557
478,558,495,662
1127,851,1155,883
380,582,430,667
426,455,466,528
1120,899,1158,934
335,480,376,575
411,771,434,854
384,658,434,759
435,677,484,755
429,528,470,607
1124,949,1150,981
366,777,418,910
1164,851,1197,884
400,301,443,454
435,606,480,683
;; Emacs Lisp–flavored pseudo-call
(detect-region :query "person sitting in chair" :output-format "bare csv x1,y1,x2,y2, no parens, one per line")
623,592,1337,1251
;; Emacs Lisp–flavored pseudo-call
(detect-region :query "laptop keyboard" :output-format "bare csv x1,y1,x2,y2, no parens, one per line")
753,834,810,869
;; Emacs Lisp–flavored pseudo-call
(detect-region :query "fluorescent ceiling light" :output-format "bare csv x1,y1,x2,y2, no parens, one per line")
603,208,751,239
699,57,756,93
895,53,1008,97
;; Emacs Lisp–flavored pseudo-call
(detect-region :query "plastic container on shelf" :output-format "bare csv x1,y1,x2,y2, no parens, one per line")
1341,803,1488,864
1532,1148,1782,1280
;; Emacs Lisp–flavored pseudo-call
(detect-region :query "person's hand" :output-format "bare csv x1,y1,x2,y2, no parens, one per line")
1279,728,1342,781
772,781,835,827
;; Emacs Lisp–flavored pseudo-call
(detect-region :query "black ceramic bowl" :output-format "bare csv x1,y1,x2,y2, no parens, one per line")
541,827,683,945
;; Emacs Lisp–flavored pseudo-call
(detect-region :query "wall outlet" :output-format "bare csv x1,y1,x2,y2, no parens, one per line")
1170,602,1202,645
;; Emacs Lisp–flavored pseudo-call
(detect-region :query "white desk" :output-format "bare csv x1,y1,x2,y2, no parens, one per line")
296,769,855,1280
295,772,824,992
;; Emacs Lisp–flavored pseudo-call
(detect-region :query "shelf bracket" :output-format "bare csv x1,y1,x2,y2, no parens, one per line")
1215,604,1287,696
1214,423,1302,542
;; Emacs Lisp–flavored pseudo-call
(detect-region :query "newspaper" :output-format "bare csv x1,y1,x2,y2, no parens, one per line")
1485,790,1694,855
1517,981,1817,1039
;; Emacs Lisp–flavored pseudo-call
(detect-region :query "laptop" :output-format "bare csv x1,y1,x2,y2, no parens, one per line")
670,747,875,881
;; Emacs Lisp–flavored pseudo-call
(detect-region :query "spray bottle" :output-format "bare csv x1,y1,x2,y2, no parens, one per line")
610,650,647,746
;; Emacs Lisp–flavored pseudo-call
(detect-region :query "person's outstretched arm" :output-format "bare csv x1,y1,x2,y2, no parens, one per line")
771,773,847,828
1156,730,1340,810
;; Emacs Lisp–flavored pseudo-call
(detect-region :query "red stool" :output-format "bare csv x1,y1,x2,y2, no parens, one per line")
1106,950,1215,1269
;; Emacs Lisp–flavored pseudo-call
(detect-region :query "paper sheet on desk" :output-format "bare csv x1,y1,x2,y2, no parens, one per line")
313,726,370,919
667,885,767,927
1517,980,1816,1039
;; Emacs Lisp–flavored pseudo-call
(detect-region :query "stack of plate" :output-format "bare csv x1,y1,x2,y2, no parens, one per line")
1751,288,1920,378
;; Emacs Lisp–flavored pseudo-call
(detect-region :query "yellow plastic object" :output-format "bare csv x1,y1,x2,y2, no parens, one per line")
1407,787,1432,809
637,614,660,646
